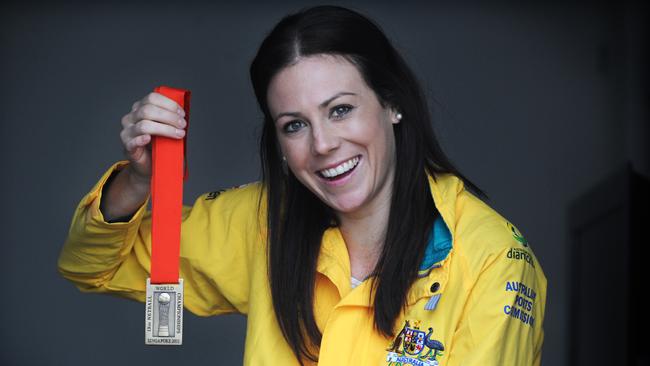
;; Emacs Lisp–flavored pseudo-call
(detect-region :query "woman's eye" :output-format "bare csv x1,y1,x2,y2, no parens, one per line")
331,105,353,119
283,120,306,134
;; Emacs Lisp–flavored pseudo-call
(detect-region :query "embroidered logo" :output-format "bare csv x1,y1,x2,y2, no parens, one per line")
386,320,445,366
205,189,226,200
506,221,528,247
204,182,253,200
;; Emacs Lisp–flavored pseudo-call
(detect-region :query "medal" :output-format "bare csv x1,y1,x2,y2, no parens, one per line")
145,279,184,344
145,86,191,345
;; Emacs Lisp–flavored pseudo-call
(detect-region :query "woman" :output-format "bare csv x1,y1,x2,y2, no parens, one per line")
58,5,546,366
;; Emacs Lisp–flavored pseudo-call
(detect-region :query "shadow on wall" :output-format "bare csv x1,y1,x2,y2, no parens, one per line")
568,162,649,366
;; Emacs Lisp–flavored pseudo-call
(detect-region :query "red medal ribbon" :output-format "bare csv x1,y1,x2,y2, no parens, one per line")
150,86,190,284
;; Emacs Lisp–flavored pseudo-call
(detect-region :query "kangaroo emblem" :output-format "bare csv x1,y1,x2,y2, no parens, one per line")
386,320,411,353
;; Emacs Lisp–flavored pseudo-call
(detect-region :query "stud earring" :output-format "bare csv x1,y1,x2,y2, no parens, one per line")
281,156,288,175
396,113,403,122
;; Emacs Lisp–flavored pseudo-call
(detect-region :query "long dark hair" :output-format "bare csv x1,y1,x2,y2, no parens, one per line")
250,5,486,364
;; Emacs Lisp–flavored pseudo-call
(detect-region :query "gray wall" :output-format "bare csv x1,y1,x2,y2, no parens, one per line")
1,0,647,365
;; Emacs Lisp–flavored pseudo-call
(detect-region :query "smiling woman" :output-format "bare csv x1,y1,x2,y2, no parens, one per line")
58,5,547,366
269,55,399,218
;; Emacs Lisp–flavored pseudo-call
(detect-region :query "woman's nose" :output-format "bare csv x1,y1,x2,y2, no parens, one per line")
310,123,340,155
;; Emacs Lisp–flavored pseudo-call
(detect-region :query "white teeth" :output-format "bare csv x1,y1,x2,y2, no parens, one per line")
320,156,360,178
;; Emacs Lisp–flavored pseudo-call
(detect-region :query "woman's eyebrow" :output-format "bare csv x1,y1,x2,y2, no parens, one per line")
274,92,357,122
318,91,357,109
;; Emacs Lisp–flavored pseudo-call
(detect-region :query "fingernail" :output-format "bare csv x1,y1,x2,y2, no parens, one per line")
177,108,185,117
178,117,186,127
176,128,185,137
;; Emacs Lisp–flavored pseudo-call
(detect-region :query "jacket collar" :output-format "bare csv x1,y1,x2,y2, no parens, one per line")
316,173,465,307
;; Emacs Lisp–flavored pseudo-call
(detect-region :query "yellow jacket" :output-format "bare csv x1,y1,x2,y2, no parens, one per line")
58,160,547,365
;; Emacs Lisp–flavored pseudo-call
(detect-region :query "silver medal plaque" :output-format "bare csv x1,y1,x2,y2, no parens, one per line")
145,278,184,345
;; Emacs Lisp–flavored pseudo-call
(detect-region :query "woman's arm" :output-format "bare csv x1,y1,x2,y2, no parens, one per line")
58,160,260,316
446,246,547,366
99,163,151,222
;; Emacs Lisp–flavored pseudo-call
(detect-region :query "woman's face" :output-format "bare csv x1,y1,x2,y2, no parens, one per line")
267,54,400,217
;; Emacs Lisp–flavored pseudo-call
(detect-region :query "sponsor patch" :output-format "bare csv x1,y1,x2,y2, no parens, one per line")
506,247,535,268
205,189,226,200
204,182,253,200
505,221,528,247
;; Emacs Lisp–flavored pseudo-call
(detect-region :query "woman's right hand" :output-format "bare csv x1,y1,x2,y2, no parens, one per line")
100,92,187,221
120,92,187,186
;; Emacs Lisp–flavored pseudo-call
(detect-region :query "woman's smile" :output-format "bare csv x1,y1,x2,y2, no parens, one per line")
315,154,361,186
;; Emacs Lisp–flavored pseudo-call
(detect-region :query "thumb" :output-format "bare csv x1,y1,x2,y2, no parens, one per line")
127,147,152,182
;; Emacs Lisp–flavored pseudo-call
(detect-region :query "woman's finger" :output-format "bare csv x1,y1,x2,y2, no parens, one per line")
132,119,186,139
121,113,134,129
142,92,186,116
124,134,151,153
122,126,149,153
135,103,186,129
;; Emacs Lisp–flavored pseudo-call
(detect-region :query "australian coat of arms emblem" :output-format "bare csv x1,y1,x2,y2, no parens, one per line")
386,320,445,366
